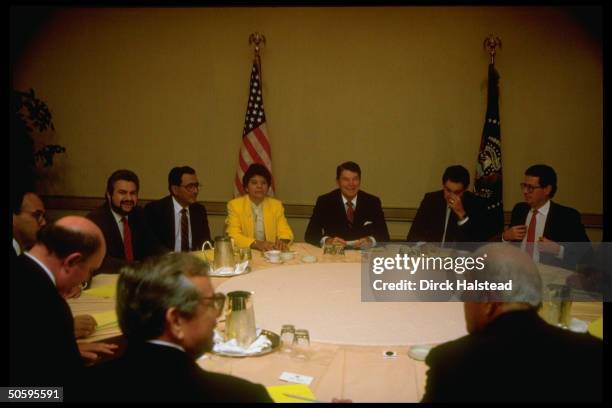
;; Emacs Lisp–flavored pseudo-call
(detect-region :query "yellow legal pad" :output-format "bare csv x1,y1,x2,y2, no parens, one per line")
85,284,116,299
91,310,118,330
266,384,317,403
588,317,603,339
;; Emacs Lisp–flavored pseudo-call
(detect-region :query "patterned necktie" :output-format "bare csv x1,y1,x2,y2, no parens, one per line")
526,209,538,258
180,208,189,252
122,216,134,262
346,201,355,225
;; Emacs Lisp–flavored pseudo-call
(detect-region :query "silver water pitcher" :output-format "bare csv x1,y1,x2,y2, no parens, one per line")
224,291,256,348
202,235,236,271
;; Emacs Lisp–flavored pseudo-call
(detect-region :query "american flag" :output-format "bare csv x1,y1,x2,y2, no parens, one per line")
233,60,274,197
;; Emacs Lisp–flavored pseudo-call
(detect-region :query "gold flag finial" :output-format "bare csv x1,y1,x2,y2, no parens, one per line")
249,32,266,58
483,34,502,65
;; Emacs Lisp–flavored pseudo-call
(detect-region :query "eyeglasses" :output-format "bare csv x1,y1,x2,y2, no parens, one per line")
180,183,200,192
520,183,543,193
23,209,46,224
201,292,226,315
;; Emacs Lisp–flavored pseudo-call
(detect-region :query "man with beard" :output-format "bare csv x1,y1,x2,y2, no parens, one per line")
87,169,166,275
85,252,273,402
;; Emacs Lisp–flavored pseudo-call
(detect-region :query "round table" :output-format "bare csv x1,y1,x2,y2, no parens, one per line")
216,262,467,346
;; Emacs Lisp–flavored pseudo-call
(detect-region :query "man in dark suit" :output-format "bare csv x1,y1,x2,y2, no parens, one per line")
12,190,47,257
305,161,390,248
10,216,106,392
422,243,602,403
503,164,590,269
144,166,211,252
87,169,166,274
407,165,499,244
85,252,272,403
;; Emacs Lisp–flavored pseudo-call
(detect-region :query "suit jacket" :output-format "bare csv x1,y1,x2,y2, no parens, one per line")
10,255,84,388
508,201,590,269
85,342,273,403
226,195,294,248
422,310,602,403
144,195,212,252
407,190,499,244
305,189,390,246
87,202,167,274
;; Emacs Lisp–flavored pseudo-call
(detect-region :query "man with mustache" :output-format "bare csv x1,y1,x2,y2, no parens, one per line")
87,169,166,274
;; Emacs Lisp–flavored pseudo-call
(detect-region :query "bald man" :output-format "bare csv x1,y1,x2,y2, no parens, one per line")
12,191,47,257
422,243,602,403
10,216,106,392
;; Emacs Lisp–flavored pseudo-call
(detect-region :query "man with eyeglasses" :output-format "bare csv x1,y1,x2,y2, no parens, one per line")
88,169,166,274
84,252,272,403
407,165,500,244
145,166,211,252
503,164,589,268
11,190,47,257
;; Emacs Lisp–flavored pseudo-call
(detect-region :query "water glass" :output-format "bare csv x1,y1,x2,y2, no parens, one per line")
293,329,310,359
334,244,345,256
323,244,336,255
239,247,252,261
280,324,295,353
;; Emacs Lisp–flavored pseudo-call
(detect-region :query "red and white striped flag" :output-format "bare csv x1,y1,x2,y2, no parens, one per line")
233,60,274,197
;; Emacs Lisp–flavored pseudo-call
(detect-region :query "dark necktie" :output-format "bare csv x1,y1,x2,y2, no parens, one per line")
180,208,189,252
346,201,355,225
526,209,538,258
122,216,134,262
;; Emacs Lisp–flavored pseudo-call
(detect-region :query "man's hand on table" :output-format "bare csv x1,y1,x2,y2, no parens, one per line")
74,314,98,339
325,237,347,246
352,237,373,249
78,342,118,365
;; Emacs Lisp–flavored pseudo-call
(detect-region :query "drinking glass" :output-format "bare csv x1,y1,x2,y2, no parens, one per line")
280,324,295,353
293,329,310,359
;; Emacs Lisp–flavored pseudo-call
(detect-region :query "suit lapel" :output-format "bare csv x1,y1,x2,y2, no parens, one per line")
165,196,176,249
189,204,201,251
543,201,555,239
105,205,125,257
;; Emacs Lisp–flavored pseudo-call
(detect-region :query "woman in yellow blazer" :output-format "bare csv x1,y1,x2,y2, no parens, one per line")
226,164,294,252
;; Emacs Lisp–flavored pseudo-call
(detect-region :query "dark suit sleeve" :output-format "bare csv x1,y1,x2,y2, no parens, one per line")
370,196,390,242
201,205,212,244
305,196,325,246
407,194,429,242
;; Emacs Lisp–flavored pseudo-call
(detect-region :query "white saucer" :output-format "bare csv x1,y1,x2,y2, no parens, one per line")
408,344,433,361
265,258,283,264
301,255,317,263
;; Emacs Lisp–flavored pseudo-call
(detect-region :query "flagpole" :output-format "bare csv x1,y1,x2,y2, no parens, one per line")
483,34,502,65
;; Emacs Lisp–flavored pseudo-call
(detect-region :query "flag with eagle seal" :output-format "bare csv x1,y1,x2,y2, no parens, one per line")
475,63,504,233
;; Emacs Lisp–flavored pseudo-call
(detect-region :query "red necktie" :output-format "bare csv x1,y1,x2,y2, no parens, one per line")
180,208,189,252
122,217,134,262
346,201,355,225
526,209,538,258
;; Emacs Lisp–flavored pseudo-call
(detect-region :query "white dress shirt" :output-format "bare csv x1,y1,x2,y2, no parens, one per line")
250,199,266,241
110,207,126,242
519,200,564,262
172,196,192,252
320,194,376,247
13,238,22,255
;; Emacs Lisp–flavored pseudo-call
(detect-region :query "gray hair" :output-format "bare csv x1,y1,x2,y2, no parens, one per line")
116,252,210,341
467,243,542,307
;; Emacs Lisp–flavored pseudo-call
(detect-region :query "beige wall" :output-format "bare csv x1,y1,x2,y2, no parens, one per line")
14,7,602,216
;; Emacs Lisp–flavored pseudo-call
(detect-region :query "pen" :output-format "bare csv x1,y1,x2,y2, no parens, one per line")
282,393,321,403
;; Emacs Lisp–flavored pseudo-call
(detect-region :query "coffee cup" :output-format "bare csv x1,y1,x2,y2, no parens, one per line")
280,251,295,261
264,250,281,262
